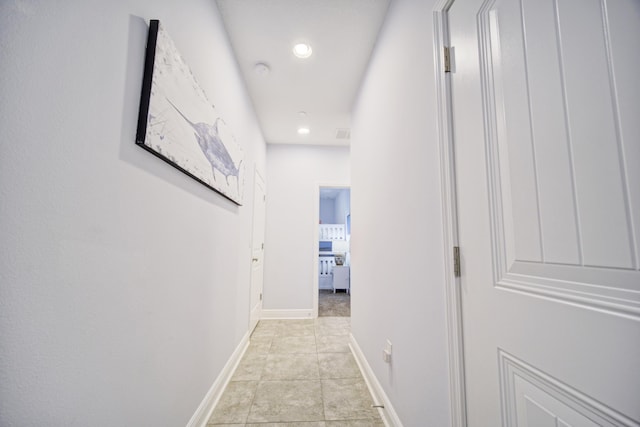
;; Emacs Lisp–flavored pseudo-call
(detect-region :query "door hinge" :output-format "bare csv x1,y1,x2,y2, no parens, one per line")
260,293,263,301
444,46,451,73
453,246,461,277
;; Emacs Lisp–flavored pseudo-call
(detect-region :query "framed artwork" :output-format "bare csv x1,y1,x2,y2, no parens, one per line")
136,20,245,205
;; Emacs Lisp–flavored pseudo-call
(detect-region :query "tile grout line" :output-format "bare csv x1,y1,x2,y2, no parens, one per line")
242,330,265,426
315,326,327,423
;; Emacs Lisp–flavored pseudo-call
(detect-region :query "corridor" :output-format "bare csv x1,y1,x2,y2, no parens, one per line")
207,318,383,425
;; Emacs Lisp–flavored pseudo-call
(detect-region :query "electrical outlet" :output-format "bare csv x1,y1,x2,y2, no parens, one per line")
383,339,392,363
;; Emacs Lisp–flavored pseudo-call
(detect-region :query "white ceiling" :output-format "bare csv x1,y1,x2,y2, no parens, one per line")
216,0,390,146
320,187,349,200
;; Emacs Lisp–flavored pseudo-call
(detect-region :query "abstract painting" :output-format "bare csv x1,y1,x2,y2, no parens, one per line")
136,20,245,205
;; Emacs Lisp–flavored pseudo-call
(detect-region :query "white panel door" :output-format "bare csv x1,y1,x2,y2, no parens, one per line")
249,170,266,333
448,0,640,425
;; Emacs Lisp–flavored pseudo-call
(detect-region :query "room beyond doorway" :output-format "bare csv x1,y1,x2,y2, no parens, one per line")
315,186,351,318
318,289,350,317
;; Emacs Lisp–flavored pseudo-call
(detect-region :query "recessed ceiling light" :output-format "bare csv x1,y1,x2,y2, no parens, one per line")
293,43,312,58
298,111,307,118
297,127,310,135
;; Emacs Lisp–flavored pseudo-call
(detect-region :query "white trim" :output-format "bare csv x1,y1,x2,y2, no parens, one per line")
349,334,403,427
313,184,320,318
260,309,314,319
185,332,250,427
433,1,468,426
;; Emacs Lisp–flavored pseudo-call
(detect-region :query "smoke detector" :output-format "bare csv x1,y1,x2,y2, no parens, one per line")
254,62,270,75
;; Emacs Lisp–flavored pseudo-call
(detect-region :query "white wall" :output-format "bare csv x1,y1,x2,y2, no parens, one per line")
0,1,265,425
264,145,350,311
320,198,336,224
350,0,451,425
334,189,351,226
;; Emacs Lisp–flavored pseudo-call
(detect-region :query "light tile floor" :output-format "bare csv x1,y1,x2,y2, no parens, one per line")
207,318,384,426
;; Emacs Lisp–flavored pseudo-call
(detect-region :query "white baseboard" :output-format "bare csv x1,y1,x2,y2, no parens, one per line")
260,309,314,319
350,334,403,427
186,332,250,427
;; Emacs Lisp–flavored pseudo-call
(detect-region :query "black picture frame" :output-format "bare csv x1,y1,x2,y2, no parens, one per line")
135,20,245,205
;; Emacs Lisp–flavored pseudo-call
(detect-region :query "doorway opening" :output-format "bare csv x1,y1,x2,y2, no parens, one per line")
315,186,351,317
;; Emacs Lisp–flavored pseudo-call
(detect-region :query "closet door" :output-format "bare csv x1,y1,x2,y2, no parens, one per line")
449,0,640,424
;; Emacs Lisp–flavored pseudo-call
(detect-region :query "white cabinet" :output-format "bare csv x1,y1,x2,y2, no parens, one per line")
319,256,335,290
319,224,346,240
332,266,350,294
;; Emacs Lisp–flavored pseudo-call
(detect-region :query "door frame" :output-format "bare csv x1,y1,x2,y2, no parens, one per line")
313,182,350,318
249,167,267,333
433,1,467,426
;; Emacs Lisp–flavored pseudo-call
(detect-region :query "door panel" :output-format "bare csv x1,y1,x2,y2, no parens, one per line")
501,350,629,427
449,0,640,424
485,0,640,312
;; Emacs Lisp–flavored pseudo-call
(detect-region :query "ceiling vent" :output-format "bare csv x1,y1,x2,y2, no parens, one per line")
335,128,351,140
